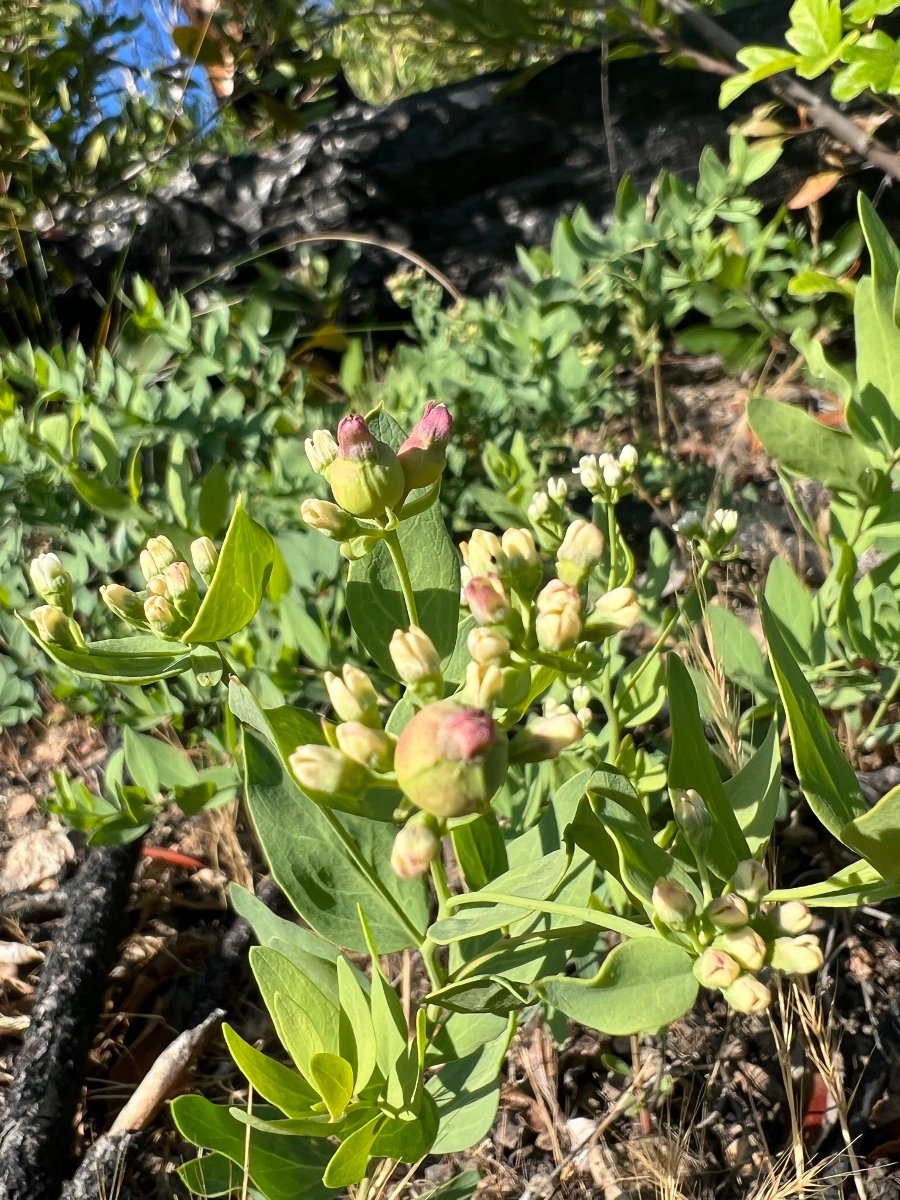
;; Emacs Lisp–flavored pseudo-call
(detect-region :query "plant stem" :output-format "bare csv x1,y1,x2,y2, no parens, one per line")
861,668,900,743
445,891,654,940
384,529,419,627
623,559,712,695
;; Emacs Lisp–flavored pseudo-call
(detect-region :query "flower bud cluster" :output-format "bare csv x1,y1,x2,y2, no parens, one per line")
574,445,638,499
95,534,213,640
652,860,823,1015
302,404,452,540
27,552,84,650
673,507,739,561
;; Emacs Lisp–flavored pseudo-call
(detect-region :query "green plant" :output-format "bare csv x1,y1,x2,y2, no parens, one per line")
26,391,888,1197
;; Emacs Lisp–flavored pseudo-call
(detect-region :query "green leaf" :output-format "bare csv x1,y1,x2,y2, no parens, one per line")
251,946,339,1074
705,605,775,700
421,1171,481,1200
451,813,508,891
347,413,459,676
840,783,900,881
182,496,277,643
667,655,748,879
537,939,698,1035
724,722,782,857
763,556,817,664
429,850,569,943
309,1052,354,1119
768,858,896,906
336,956,378,1092
17,620,192,684
243,732,427,952
322,1116,380,1189
171,1095,332,1200
426,1019,513,1154
122,726,197,795
223,1024,319,1116
761,597,867,837
719,46,798,108
747,396,886,503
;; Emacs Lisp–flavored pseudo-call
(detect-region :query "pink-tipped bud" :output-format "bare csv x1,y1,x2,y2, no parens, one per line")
327,415,405,519
769,934,823,976
300,499,361,541
467,626,511,666
324,665,381,727
508,713,583,763
723,975,772,1014
391,816,441,879
144,594,182,637
713,927,767,973
652,878,696,929
389,625,443,692
693,948,741,990
464,575,513,627
397,401,452,491
535,579,582,652
771,901,812,936
335,722,394,773
394,700,509,819
144,573,169,597
556,519,605,587
730,860,769,903
706,895,750,930
288,744,371,800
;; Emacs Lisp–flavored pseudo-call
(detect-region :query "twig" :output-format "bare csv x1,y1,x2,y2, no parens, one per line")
0,841,141,1200
656,0,900,183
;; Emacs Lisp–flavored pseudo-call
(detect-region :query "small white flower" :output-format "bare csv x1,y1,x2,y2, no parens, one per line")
547,476,568,503
619,444,638,472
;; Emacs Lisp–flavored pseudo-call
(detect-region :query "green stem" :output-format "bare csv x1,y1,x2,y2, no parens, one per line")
862,668,900,742
444,891,655,940
384,529,419,627
452,922,597,984
600,665,621,761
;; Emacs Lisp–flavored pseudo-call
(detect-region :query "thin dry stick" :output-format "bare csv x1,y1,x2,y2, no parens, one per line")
656,0,900,182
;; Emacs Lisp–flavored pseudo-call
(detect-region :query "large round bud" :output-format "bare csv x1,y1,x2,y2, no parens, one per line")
394,701,508,819
328,415,405,519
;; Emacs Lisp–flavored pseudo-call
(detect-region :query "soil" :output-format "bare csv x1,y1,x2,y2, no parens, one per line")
2,371,900,1199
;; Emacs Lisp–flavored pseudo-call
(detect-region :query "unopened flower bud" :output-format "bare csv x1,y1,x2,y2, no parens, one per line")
394,701,509,819
706,895,749,929
602,459,624,489
575,454,602,494
673,511,705,541
396,401,452,491
32,604,81,649
501,528,542,594
100,584,146,625
145,573,168,597
572,685,591,710
528,491,551,519
324,665,380,727
144,535,178,575
772,901,812,936
709,508,739,540
556,520,605,587
547,477,567,503
304,428,339,475
144,594,181,637
389,624,442,692
619,444,638,472
463,662,506,709
467,626,511,666
693,948,741,990
460,530,504,580
29,553,73,615
508,712,583,763
723,975,772,1014
731,860,769,903
289,744,371,800
769,934,823,975
391,816,441,879
674,789,711,837
301,498,361,540
584,587,641,639
335,721,394,773
713,927,767,973
327,414,405,519
190,536,219,584
652,878,696,929
465,575,512,626
535,579,582,652
164,561,199,620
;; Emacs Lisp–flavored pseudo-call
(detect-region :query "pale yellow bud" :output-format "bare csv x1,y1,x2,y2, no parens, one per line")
713,927,767,973
389,625,442,690
772,901,812,936
769,934,823,975
463,661,506,709
323,665,380,727
535,579,582,652
584,587,641,639
652,878,696,928
556,519,605,587
508,713,583,763
723,975,772,1014
335,722,394,773
706,895,750,930
731,859,769,903
693,948,741,990
467,626,511,666
460,529,504,579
